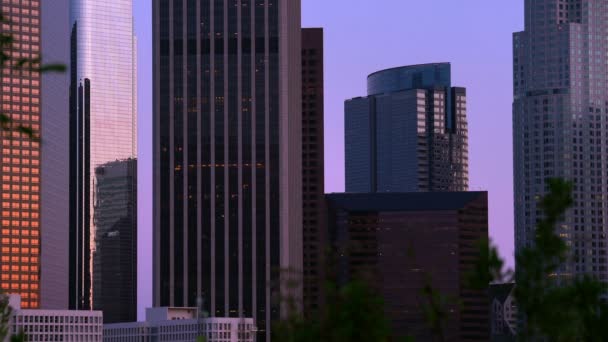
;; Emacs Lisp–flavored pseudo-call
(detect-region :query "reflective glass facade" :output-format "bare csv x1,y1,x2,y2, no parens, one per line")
92,159,137,323
153,1,302,340
69,0,137,310
514,0,608,279
345,63,469,193
0,0,42,309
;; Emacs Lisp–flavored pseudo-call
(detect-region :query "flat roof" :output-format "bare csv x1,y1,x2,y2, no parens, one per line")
326,191,487,212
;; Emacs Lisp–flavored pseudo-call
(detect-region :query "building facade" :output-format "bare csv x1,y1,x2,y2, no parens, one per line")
104,307,255,342
0,0,42,309
41,0,70,310
7,295,103,342
514,0,608,278
489,283,517,342
345,63,469,193
301,27,325,316
69,0,137,310
326,192,489,341
92,159,137,323
152,1,302,340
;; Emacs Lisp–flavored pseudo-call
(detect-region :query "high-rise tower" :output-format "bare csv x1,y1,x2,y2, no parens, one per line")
0,0,42,309
152,1,302,340
41,0,70,310
514,0,608,278
301,28,325,316
92,159,137,323
345,63,469,193
69,0,137,310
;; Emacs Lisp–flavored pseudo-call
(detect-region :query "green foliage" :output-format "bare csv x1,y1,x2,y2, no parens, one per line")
0,294,24,342
0,294,11,341
468,179,608,341
466,237,507,290
420,275,452,342
513,179,608,340
273,281,392,342
10,331,25,342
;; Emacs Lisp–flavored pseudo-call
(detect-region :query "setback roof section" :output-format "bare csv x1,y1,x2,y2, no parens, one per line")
326,191,487,212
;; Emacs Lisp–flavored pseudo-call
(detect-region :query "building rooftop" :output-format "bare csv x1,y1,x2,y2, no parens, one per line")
367,62,451,79
366,62,452,95
326,191,487,212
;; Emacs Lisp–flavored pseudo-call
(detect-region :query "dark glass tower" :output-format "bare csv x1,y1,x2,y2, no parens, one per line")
514,0,608,279
152,1,302,339
345,63,469,193
301,27,326,316
92,159,137,323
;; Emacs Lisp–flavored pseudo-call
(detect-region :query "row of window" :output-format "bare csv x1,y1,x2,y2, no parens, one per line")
1,281,38,290
2,219,39,228
0,167,40,175
1,9,39,19
0,237,38,244
1,227,37,234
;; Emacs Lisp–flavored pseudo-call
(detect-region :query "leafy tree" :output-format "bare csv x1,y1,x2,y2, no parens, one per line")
0,294,24,342
272,280,393,342
471,179,608,341
514,179,608,340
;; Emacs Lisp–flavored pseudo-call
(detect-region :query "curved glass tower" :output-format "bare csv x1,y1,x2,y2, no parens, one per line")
69,0,137,315
345,63,469,193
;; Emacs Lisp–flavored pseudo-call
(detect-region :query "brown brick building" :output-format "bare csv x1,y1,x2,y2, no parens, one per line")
0,0,42,309
326,192,489,341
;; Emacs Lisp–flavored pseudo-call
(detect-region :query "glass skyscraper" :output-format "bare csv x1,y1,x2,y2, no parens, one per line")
153,1,302,340
514,0,608,279
345,63,469,193
92,159,137,323
69,0,137,310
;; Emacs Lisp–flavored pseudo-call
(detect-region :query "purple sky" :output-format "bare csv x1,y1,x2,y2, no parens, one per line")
134,0,524,319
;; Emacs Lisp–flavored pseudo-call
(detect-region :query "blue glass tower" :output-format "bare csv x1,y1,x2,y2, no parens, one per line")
345,63,469,193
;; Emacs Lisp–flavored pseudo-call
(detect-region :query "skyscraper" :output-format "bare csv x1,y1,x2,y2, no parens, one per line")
152,0,302,340
92,159,137,323
41,0,70,310
0,0,42,309
301,27,325,316
513,0,608,278
345,63,469,193
69,0,137,310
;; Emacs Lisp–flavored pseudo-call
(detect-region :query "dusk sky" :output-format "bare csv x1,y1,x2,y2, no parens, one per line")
135,0,524,319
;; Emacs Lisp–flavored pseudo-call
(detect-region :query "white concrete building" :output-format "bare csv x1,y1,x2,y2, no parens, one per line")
103,307,255,342
6,295,103,342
